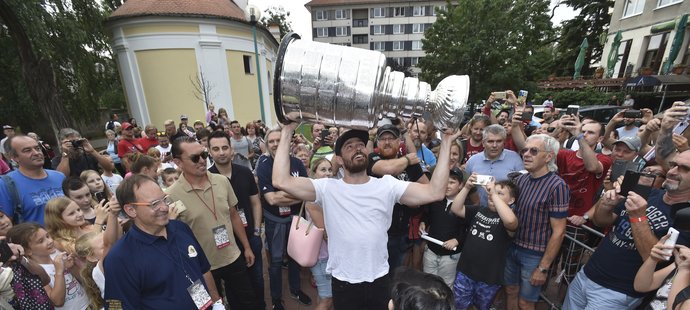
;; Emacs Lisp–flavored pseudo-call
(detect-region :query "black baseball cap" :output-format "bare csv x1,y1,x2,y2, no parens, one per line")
334,129,369,156
376,124,400,139
449,167,464,181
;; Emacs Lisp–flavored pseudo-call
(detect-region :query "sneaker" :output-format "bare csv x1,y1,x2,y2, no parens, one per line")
290,290,312,306
272,298,284,310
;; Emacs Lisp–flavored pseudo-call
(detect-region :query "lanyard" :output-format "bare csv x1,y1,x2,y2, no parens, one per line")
188,177,218,221
151,234,195,285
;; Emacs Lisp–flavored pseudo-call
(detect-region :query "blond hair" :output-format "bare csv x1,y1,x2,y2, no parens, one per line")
75,231,104,310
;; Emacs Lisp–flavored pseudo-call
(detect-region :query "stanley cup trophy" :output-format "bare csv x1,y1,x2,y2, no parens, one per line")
273,33,470,130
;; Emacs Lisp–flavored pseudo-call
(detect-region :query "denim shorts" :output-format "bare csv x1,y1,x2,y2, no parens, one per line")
310,258,332,298
504,245,543,302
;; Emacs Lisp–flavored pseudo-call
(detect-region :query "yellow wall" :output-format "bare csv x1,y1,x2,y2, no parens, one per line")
124,24,199,36
227,50,262,124
135,49,204,128
216,26,252,38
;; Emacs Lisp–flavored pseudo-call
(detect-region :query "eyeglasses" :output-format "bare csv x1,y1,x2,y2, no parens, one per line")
669,161,690,173
520,147,546,156
185,151,209,163
128,195,173,211
546,127,556,133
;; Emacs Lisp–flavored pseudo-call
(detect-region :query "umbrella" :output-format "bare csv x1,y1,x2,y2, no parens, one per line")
606,31,622,78
662,14,688,74
573,38,589,80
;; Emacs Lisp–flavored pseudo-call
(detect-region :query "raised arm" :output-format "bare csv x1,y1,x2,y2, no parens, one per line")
487,182,518,232
450,174,476,218
272,123,316,202
566,116,603,174
602,111,626,149
627,192,659,260
511,110,527,151
399,129,461,206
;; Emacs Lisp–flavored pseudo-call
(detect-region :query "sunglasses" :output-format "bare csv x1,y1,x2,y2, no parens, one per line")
186,150,209,163
546,127,556,133
520,147,545,156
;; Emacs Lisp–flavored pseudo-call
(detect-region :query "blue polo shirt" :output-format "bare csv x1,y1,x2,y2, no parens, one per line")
465,149,524,206
104,220,211,309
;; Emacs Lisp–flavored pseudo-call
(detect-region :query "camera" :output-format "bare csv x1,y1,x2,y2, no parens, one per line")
624,110,642,119
70,139,85,148
493,91,506,100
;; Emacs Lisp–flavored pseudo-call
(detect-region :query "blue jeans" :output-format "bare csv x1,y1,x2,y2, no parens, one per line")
503,245,543,302
265,216,301,300
562,270,642,309
387,235,409,274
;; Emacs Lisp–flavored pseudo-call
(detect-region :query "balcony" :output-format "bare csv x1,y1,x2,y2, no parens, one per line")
353,19,368,27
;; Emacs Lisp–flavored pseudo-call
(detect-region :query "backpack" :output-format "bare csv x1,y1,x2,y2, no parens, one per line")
0,175,23,224
106,120,115,131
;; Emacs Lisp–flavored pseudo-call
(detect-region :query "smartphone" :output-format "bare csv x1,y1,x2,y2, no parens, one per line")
473,175,494,186
624,110,642,119
664,228,680,258
0,240,13,264
94,191,108,203
320,129,329,140
566,105,580,116
518,90,528,104
610,160,629,181
620,170,655,197
493,91,506,100
522,111,533,122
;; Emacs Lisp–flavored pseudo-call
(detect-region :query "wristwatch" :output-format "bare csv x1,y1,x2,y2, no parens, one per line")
538,266,549,273
253,228,261,236
583,214,590,222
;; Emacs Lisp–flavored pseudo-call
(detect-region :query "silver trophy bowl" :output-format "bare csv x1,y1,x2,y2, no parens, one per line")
274,33,470,130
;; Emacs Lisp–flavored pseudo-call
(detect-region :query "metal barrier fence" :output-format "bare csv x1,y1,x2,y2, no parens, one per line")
538,224,606,310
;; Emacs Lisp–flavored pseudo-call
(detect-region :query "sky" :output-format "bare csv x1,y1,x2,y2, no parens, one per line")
247,0,580,42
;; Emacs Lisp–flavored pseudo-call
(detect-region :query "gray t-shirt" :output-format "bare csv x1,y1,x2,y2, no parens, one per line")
231,136,252,169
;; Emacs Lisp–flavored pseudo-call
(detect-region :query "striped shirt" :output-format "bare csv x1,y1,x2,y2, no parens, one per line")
514,171,570,253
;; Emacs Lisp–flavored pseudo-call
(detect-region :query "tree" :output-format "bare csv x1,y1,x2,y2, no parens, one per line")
0,0,124,142
259,6,293,39
190,69,217,109
550,0,614,77
419,0,556,103
386,58,413,77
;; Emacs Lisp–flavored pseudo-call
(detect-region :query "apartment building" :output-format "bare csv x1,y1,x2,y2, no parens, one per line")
305,0,448,76
602,0,689,77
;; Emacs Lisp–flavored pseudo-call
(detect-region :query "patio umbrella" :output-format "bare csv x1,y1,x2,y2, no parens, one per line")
606,31,622,78
662,14,688,74
573,38,588,80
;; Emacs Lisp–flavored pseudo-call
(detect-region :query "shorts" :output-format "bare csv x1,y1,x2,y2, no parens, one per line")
310,258,332,298
453,271,501,310
503,244,543,302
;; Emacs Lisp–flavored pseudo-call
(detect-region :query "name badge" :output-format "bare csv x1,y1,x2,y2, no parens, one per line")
279,206,291,216
212,225,231,249
237,209,248,227
187,279,212,309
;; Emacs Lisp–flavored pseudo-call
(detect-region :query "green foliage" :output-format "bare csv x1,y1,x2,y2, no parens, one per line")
533,89,622,107
419,0,556,103
0,0,124,132
260,6,293,39
550,0,614,77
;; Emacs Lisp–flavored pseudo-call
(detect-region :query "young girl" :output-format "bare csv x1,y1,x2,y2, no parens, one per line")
62,178,109,227
161,167,180,189
45,197,100,256
8,223,88,309
75,232,106,309
128,153,160,181
80,169,113,201
99,158,123,194
306,158,333,310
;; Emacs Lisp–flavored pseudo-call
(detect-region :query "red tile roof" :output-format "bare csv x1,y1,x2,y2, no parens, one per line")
305,0,436,8
109,0,246,21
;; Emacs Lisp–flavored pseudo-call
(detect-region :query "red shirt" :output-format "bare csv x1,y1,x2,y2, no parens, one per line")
556,150,613,216
117,139,145,158
504,136,517,152
136,137,159,151
463,140,484,164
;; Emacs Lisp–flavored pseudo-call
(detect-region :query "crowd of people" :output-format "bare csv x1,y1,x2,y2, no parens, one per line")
0,89,689,310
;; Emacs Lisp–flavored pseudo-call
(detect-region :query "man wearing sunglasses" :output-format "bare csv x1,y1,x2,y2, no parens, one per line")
505,134,569,310
105,175,222,309
272,122,460,309
167,137,259,310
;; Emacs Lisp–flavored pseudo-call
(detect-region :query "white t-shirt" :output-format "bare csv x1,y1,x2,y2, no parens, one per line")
616,126,639,140
101,174,123,193
92,261,105,299
155,145,171,155
312,175,409,283
39,253,89,310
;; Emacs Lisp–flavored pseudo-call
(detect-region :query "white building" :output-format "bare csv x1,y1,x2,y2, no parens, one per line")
602,0,690,77
304,0,447,76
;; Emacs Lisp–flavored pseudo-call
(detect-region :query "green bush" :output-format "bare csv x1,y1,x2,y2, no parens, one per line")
533,89,663,109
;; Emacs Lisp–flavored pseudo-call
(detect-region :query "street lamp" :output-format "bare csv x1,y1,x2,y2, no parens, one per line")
245,4,266,123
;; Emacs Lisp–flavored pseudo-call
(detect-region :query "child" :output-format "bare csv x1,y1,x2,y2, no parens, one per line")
100,160,123,194
389,266,454,310
161,167,180,189
450,175,518,310
75,232,106,309
8,222,89,309
45,197,102,256
419,167,468,287
62,178,109,226
305,158,333,310
80,169,113,201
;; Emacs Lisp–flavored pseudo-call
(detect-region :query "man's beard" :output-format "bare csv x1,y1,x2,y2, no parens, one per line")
342,152,367,173
663,179,679,191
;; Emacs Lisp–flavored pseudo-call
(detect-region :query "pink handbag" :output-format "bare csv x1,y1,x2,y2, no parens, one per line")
287,203,324,267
